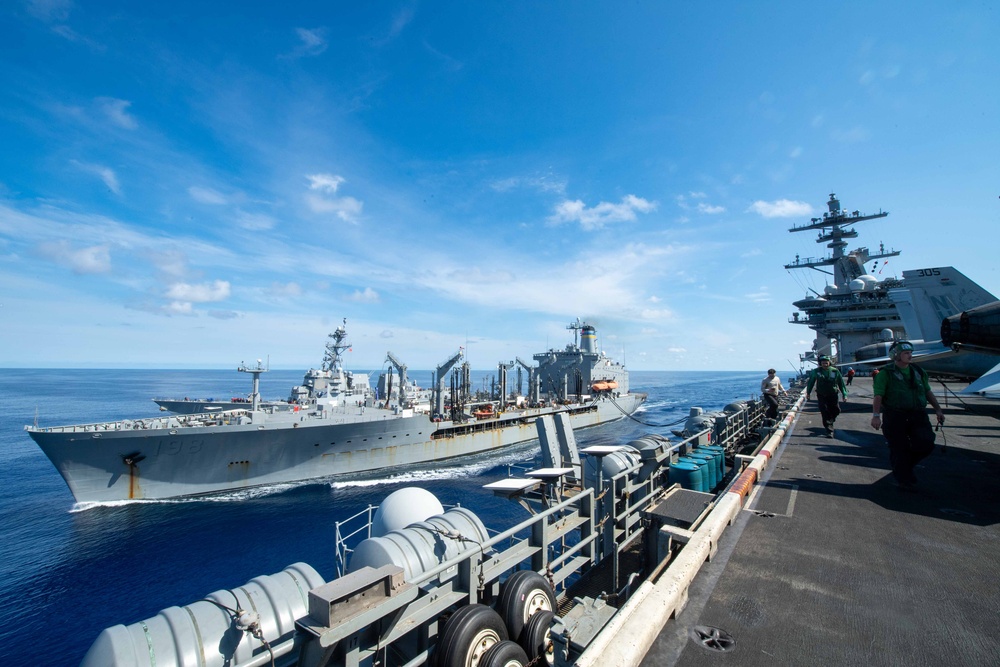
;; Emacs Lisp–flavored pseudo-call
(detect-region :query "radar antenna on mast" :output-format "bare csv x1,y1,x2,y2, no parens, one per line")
323,318,352,373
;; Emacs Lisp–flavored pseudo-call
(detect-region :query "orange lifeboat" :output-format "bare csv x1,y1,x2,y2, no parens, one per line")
591,382,609,392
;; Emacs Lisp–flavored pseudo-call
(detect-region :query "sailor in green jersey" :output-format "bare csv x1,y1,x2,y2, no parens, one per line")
805,355,848,437
871,340,945,491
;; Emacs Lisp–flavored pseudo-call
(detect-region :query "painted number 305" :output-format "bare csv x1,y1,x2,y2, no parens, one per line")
917,268,941,277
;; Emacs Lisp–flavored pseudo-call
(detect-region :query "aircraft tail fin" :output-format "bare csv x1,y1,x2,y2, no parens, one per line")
888,267,997,342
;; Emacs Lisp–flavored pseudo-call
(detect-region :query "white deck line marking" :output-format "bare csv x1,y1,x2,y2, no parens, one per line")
784,484,799,517
743,482,799,517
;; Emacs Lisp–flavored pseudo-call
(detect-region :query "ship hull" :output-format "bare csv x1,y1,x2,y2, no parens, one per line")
29,394,645,504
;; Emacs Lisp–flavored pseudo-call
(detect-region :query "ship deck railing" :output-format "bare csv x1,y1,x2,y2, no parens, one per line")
316,402,774,666
25,409,253,434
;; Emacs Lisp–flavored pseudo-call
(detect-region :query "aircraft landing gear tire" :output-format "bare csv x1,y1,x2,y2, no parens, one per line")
497,571,557,642
436,604,509,667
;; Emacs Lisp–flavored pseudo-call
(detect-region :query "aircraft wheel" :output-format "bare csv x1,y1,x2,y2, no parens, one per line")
497,571,557,641
479,640,529,667
436,604,509,667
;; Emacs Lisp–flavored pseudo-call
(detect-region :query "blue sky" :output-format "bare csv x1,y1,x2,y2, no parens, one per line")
1,1,997,371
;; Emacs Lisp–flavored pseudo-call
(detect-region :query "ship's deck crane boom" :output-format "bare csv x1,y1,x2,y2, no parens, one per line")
384,352,409,407
432,349,463,418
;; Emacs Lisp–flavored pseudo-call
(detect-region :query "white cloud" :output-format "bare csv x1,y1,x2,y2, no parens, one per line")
549,194,656,231
697,202,725,214
37,240,111,274
269,282,302,297
286,27,329,58
347,287,380,303
304,174,363,222
306,194,363,222
188,186,228,205
72,161,121,194
97,97,137,129
164,301,194,316
490,174,566,194
748,199,812,218
235,211,277,231
307,173,345,193
165,280,231,302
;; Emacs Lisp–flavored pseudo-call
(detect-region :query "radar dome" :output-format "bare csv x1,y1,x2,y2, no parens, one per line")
878,328,895,342
849,278,866,292
371,487,444,537
824,285,838,296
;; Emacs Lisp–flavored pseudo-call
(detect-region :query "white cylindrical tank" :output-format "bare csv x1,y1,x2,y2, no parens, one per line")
348,508,490,585
80,563,325,667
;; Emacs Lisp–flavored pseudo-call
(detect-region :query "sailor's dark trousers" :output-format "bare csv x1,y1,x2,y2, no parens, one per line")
763,393,780,420
816,393,841,430
881,408,936,484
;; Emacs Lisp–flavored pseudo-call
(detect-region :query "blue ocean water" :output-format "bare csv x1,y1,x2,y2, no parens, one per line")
0,368,766,665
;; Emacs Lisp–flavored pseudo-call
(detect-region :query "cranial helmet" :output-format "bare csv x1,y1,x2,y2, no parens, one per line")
818,355,831,363
889,340,915,359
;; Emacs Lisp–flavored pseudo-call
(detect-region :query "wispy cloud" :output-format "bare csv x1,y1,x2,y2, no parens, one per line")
748,199,812,218
305,174,363,222
490,173,566,195
347,287,380,303
188,186,228,205
165,280,231,302
676,193,724,214
96,97,137,129
548,195,656,231
36,240,111,274
71,160,121,194
307,173,344,193
284,27,329,58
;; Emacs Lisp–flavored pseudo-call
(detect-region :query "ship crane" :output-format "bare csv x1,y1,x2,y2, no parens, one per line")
432,349,463,419
515,356,539,405
497,360,515,406
384,352,410,407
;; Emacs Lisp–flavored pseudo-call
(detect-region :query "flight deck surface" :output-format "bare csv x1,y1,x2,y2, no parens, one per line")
643,377,1000,666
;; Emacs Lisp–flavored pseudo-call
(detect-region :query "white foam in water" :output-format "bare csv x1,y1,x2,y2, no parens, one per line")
69,482,309,511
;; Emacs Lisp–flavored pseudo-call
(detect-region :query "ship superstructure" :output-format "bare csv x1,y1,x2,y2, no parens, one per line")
786,193,903,363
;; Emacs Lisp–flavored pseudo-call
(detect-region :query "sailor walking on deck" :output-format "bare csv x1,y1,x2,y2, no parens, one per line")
805,355,848,437
760,369,786,420
870,340,945,492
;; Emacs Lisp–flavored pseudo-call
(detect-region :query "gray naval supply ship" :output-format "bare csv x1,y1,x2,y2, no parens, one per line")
26,319,646,505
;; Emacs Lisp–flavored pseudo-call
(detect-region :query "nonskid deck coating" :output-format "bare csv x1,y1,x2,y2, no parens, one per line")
641,376,1000,667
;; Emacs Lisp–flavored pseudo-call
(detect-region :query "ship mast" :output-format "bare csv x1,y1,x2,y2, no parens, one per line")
323,318,351,373
237,359,267,411
784,193,899,285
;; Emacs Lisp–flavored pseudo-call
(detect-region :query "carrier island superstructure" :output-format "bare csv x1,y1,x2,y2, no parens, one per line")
786,193,997,374
26,320,646,504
